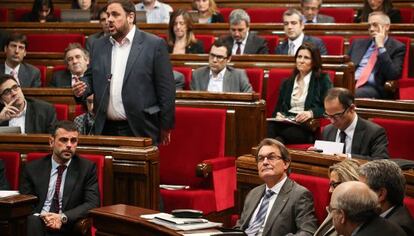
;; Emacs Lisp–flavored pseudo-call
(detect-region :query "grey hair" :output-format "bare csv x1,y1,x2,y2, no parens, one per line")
229,9,250,26
301,0,323,7
368,11,391,25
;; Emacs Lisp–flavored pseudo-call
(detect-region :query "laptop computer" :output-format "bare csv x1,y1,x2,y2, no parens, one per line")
135,10,147,23
0,126,22,134
61,9,91,22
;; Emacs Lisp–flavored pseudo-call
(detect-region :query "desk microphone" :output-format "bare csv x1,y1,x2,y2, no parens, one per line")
87,74,112,135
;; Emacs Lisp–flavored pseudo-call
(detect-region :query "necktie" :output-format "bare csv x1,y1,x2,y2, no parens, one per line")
245,190,275,235
10,70,20,85
356,46,378,88
339,131,347,154
288,42,295,56
235,42,242,55
50,165,67,213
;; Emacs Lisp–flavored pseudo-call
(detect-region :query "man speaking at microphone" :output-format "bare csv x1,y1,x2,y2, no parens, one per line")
72,0,175,145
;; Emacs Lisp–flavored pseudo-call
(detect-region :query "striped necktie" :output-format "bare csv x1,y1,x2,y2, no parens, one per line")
49,165,67,213
245,190,275,235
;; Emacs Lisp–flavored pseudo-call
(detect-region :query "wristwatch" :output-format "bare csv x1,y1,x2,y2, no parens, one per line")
60,213,68,224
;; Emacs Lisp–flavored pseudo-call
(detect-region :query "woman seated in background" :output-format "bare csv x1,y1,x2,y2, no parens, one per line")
314,159,361,236
21,0,58,22
71,0,99,20
267,42,332,144
192,0,224,23
354,0,401,23
168,9,205,54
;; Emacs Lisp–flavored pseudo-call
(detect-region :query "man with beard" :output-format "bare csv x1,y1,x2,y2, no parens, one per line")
20,120,100,236
72,0,175,145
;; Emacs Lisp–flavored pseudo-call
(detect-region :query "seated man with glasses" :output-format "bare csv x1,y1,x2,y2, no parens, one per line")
322,87,389,160
190,39,253,93
234,138,317,236
0,74,57,133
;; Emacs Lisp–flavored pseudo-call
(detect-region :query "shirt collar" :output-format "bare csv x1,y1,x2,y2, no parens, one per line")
380,206,395,218
234,31,249,46
51,155,72,170
209,67,227,80
5,63,20,74
343,114,358,137
109,25,136,46
289,32,305,45
266,175,288,194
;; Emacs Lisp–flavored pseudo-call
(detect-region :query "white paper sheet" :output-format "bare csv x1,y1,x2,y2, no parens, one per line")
314,140,344,155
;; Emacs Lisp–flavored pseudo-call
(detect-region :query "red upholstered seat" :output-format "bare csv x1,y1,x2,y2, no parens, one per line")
34,65,47,87
261,35,279,53
52,65,67,73
26,33,85,53
404,197,414,218
400,8,414,23
316,36,344,55
371,118,414,160
290,173,330,224
173,66,193,90
75,104,85,117
245,68,264,97
53,104,69,121
319,8,355,23
159,107,236,214
219,8,234,22
398,80,414,100
246,8,286,23
0,8,8,22
195,34,215,53
266,68,292,117
0,152,21,190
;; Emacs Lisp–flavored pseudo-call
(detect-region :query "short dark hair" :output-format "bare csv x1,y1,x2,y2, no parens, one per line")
5,33,28,48
107,0,136,24
52,120,78,137
0,74,18,87
31,0,54,19
324,87,354,110
211,39,232,58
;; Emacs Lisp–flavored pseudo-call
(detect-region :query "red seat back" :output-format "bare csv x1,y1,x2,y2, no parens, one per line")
173,66,193,90
246,8,286,23
245,68,264,97
317,36,344,55
398,80,414,100
261,35,279,53
195,34,215,52
53,104,69,121
0,152,20,190
219,8,234,22
319,8,354,23
400,8,414,23
404,196,414,218
0,8,8,22
26,33,85,53
266,68,292,117
75,104,85,117
34,65,47,87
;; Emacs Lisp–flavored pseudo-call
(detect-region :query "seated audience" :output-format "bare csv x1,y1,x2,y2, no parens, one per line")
135,0,173,23
221,9,269,55
322,87,390,160
275,9,327,55
267,43,332,144
71,0,99,20
85,6,109,51
21,0,58,22
354,0,401,23
192,0,225,23
0,160,10,190
0,74,57,134
20,120,100,236
234,138,317,235
49,43,89,88
358,160,414,235
301,0,335,23
348,12,405,99
191,39,253,93
74,94,95,134
314,159,361,236
167,9,204,54
1,33,41,88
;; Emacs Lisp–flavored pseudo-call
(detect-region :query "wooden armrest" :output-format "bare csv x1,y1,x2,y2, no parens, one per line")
72,217,92,236
196,162,212,178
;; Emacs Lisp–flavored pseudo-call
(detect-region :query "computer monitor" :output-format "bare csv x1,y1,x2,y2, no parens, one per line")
61,9,91,22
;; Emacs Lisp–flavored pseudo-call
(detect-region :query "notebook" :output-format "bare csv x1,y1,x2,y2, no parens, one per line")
60,9,91,22
0,126,22,134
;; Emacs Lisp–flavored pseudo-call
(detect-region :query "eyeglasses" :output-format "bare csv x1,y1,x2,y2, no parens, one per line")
209,53,228,62
0,84,20,97
329,181,342,189
323,107,349,120
257,153,283,163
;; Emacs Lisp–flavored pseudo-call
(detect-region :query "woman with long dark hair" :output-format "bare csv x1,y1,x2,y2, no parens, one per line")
354,0,401,23
21,0,57,22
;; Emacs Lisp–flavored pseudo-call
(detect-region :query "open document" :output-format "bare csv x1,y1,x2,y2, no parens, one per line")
314,140,344,155
0,190,19,198
141,212,222,231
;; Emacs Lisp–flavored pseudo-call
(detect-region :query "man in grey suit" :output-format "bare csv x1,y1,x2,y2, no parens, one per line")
235,138,317,236
73,0,175,145
358,160,414,236
330,181,406,236
275,9,327,55
301,0,335,23
85,6,109,52
191,39,253,93
221,9,268,55
49,43,89,88
322,87,389,160
1,33,41,88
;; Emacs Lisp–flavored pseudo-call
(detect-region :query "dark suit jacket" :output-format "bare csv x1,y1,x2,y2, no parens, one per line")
0,160,10,190
273,72,332,118
0,98,57,134
19,154,100,227
211,13,224,23
83,29,175,144
49,69,72,88
354,215,406,236
235,178,317,236
385,205,414,236
190,66,253,92
85,31,106,52
322,116,390,160
354,9,402,23
275,35,328,55
0,63,41,88
168,40,205,54
348,37,405,93
221,33,269,54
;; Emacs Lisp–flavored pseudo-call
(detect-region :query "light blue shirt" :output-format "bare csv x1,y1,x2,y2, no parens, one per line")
355,39,387,86
135,1,172,23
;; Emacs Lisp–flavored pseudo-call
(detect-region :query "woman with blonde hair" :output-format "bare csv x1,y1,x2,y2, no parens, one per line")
192,0,224,23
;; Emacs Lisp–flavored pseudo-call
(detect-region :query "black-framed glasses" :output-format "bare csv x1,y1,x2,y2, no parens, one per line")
209,53,228,61
257,153,283,163
329,181,342,189
0,84,20,97
323,107,349,120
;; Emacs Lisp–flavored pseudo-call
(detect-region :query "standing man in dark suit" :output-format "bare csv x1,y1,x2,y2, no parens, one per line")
348,11,405,98
49,43,90,88
330,181,406,236
275,9,327,55
221,9,268,55
20,120,100,236
85,6,109,52
0,74,57,134
358,160,414,235
0,160,10,190
235,138,317,236
322,87,389,160
73,0,175,145
1,33,41,88
301,0,335,23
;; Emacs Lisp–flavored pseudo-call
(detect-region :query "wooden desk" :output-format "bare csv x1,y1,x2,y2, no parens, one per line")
0,194,38,236
90,204,181,236
356,98,414,120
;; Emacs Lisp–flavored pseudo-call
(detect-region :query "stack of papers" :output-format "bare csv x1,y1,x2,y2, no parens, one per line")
141,213,222,231
160,184,190,190
0,190,19,198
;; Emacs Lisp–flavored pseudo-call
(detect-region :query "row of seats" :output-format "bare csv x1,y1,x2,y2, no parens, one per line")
1,7,414,23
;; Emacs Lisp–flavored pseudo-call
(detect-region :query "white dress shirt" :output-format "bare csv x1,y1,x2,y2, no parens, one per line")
289,71,311,114
232,32,249,55
207,68,227,92
335,114,358,154
8,100,27,133
288,33,305,56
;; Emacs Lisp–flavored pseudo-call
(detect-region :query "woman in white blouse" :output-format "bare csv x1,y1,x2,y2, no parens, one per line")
267,42,333,144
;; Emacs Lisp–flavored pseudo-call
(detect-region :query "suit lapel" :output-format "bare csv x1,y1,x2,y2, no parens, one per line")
201,67,211,90
123,29,144,85
355,39,371,66
18,64,29,87
242,185,266,230
351,118,365,154
62,156,80,210
244,34,254,54
102,38,112,81
222,67,232,91
38,156,52,212
25,99,34,133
